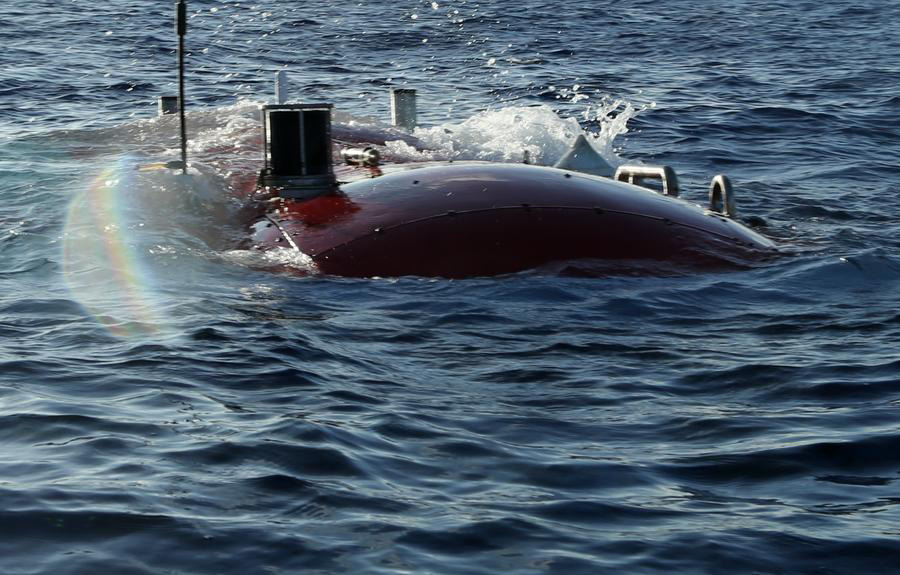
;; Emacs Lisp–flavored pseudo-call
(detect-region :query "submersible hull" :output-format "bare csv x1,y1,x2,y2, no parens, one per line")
153,9,774,279
249,162,776,278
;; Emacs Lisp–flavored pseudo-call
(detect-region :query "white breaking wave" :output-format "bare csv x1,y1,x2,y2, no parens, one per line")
221,247,318,275
382,101,639,166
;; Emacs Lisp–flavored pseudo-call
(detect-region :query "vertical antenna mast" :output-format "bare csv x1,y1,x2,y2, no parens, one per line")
176,1,188,174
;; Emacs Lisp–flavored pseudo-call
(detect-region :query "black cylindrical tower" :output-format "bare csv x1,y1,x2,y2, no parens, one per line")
260,103,336,198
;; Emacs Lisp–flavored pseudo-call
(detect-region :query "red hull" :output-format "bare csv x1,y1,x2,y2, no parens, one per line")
250,163,775,278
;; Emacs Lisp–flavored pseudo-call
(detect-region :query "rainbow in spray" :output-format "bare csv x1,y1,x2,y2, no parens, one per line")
62,156,170,339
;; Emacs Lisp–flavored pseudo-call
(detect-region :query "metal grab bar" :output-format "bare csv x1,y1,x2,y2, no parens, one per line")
614,165,680,197
341,147,381,167
708,174,737,218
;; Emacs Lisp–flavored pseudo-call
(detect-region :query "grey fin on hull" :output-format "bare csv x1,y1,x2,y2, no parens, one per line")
553,134,615,177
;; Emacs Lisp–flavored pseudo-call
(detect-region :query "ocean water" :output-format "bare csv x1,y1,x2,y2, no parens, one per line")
2,0,900,573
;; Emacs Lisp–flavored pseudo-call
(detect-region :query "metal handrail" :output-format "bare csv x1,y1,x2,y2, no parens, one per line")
614,165,680,197
708,174,736,218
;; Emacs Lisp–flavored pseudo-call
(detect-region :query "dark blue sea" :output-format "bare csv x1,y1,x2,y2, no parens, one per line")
3,0,900,573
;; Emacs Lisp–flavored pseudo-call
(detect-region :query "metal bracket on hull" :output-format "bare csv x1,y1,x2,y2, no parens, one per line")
341,147,381,167
614,165,680,198
708,174,737,218
390,88,418,131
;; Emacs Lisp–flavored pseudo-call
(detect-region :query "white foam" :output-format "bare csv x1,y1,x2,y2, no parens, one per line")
221,247,318,275
154,100,262,161
86,97,643,181
381,101,640,167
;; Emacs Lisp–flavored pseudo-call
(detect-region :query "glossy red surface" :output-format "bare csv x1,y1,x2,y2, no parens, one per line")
251,163,776,278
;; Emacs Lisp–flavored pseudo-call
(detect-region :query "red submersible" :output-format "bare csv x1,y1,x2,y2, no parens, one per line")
249,103,775,278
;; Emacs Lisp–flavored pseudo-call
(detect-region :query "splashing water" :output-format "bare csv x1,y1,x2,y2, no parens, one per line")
57,98,643,337
61,157,171,339
220,247,318,275
383,102,640,165
581,97,646,160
